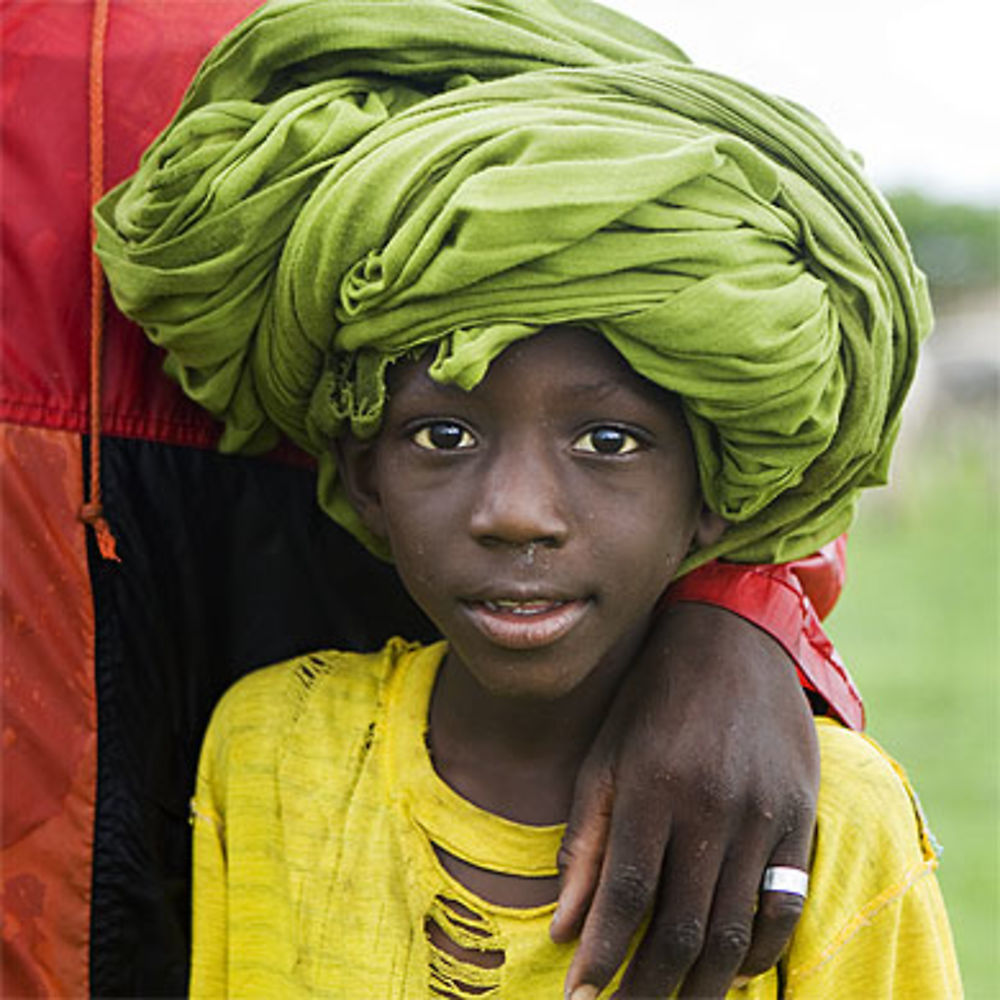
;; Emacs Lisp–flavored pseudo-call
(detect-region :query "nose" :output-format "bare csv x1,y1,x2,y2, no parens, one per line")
468,440,569,549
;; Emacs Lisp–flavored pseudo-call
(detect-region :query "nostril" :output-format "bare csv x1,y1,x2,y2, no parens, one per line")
477,534,562,551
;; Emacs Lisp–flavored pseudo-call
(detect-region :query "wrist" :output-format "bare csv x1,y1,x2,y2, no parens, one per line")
663,561,864,731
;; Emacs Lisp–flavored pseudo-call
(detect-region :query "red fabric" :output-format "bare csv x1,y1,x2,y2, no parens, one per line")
1,8,253,993
665,540,864,731
785,535,847,620
1,425,98,998
1,0,255,447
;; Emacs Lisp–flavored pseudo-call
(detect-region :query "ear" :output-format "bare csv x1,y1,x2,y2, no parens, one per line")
333,434,388,542
694,505,728,549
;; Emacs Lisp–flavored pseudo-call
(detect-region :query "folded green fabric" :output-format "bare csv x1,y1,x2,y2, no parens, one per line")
95,0,931,572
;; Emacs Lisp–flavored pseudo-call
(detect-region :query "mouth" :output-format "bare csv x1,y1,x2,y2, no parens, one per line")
461,596,590,650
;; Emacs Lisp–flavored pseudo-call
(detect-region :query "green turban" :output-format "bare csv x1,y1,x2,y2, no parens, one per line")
95,0,931,573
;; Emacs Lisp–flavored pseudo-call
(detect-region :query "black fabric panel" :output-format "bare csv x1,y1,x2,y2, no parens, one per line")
86,436,435,997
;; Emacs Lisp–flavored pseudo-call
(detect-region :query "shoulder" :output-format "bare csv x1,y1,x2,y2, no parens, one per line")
198,637,431,780
813,718,938,864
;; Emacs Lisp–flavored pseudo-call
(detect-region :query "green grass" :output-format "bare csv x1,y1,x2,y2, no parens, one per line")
826,432,999,998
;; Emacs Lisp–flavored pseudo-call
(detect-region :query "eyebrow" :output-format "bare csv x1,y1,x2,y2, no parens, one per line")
394,370,648,409
558,379,625,399
554,374,679,419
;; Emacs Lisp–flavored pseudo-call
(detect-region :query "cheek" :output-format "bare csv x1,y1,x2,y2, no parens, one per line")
596,468,700,542
378,489,458,605
591,484,700,587
374,451,442,549
382,504,431,569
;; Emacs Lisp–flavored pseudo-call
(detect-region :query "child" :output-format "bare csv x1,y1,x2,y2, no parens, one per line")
94,0,960,995
186,326,957,998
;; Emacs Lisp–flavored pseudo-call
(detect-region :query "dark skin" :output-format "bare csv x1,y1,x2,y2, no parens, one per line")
338,327,819,998
555,603,818,998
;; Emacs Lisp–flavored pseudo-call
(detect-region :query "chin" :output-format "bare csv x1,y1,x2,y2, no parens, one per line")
469,658,596,702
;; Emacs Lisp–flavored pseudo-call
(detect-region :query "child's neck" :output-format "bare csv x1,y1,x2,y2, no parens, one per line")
427,621,648,827
424,624,649,911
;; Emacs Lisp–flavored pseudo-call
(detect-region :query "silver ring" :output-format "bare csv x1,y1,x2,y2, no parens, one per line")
761,866,809,898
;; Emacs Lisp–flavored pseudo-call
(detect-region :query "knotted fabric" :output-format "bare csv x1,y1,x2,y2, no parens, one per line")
94,0,931,570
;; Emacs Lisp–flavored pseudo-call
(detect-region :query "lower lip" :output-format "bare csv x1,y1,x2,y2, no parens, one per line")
462,600,590,650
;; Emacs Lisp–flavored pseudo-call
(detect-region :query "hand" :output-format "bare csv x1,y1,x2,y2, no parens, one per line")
551,602,820,999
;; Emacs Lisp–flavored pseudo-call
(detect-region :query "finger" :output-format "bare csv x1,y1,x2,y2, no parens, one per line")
551,762,615,943
676,846,773,999
563,814,667,999
738,825,814,980
613,829,723,999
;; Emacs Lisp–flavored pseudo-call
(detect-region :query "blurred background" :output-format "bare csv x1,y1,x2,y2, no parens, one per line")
606,1,999,993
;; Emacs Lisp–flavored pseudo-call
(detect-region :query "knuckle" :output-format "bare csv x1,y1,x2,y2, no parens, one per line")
604,865,654,921
735,783,815,835
741,789,778,827
660,916,705,965
707,922,752,964
637,759,672,790
760,891,806,929
786,787,819,827
691,772,736,817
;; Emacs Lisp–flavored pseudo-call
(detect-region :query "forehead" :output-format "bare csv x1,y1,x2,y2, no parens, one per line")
386,326,677,414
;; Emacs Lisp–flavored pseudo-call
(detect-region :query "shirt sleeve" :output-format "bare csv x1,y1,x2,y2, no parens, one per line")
663,536,864,731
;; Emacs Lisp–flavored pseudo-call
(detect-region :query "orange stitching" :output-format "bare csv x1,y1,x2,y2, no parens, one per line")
786,857,938,991
78,0,120,561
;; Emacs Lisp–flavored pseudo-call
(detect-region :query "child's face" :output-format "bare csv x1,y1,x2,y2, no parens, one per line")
339,326,723,700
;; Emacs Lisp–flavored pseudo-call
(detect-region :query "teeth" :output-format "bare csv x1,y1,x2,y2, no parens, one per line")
484,599,563,615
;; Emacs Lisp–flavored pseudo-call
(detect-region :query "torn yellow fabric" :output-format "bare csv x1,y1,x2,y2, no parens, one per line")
190,640,960,997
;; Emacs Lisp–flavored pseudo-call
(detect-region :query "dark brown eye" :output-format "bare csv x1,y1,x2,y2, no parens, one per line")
573,426,640,455
412,422,476,451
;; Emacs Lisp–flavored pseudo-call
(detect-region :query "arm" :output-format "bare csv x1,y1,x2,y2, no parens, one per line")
552,550,852,999
664,537,863,731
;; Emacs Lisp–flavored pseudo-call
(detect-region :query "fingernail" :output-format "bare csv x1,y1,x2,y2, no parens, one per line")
733,975,751,989
569,986,599,1000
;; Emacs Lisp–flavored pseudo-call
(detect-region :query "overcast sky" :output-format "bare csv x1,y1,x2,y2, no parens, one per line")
602,0,999,205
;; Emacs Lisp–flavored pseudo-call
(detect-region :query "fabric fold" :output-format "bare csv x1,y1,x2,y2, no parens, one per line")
95,0,931,570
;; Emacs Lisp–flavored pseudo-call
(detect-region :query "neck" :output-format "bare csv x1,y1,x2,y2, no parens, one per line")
427,620,648,825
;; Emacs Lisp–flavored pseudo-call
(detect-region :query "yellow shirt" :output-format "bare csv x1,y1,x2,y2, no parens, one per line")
190,639,960,998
